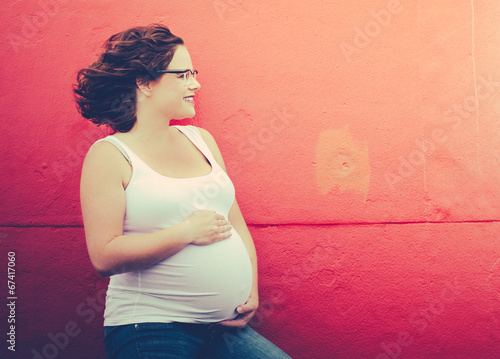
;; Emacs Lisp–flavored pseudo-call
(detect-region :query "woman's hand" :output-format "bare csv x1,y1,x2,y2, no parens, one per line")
217,296,259,328
185,210,233,245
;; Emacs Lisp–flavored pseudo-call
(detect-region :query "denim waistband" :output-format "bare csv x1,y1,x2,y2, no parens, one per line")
104,322,235,336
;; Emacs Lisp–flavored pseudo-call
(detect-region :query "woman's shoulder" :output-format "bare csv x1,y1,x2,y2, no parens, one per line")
82,136,133,189
88,135,123,154
84,136,132,169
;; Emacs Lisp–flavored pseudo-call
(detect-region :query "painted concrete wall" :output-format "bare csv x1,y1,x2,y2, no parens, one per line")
1,0,499,358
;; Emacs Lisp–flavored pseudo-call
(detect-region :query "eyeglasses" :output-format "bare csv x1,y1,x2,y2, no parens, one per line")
155,69,198,85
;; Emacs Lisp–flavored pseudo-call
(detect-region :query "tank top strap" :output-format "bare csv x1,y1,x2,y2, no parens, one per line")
94,136,132,165
174,125,217,165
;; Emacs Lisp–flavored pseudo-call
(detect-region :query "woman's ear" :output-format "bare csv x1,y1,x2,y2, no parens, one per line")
136,77,152,96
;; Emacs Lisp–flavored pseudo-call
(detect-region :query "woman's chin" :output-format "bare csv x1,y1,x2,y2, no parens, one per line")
172,111,196,121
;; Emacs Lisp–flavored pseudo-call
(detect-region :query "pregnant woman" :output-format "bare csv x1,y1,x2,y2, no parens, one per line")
73,24,291,358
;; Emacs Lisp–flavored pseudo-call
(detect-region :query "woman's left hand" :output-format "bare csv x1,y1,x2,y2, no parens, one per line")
218,296,259,328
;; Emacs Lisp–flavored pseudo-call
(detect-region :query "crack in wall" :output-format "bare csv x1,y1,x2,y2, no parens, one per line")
3,220,500,229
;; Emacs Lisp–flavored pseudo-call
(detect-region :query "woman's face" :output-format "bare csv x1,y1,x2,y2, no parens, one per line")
148,45,201,120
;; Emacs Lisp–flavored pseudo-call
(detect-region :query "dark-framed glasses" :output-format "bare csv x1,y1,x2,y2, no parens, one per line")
156,69,198,85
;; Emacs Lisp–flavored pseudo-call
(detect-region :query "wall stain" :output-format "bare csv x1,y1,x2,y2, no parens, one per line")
314,125,370,200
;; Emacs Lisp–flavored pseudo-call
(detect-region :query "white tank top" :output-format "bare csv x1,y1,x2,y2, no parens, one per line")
94,125,253,326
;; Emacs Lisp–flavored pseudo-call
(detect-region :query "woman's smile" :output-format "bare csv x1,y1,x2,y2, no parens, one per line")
183,95,195,104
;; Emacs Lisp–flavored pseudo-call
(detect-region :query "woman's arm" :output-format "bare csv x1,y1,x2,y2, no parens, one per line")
80,140,232,277
199,128,260,327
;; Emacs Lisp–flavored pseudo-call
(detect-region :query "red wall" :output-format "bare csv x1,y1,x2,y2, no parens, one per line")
1,0,499,358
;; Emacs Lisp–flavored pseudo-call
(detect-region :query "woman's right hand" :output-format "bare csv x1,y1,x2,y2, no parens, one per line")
184,210,233,245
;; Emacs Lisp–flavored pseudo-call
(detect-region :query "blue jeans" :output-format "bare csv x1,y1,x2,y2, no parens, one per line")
104,322,292,359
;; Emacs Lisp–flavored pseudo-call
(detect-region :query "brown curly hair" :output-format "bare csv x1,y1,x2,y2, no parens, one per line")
73,24,184,133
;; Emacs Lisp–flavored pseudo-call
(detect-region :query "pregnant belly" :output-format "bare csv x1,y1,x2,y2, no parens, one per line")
109,230,253,323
